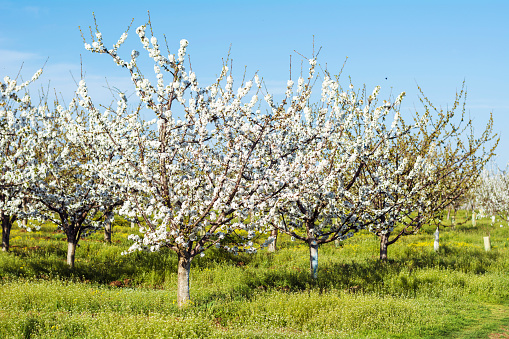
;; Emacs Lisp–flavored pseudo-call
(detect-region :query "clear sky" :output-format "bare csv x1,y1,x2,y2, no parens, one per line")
1,0,507,166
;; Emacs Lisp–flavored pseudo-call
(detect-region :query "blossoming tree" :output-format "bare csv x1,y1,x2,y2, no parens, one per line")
79,19,340,305
366,85,497,260
27,97,124,268
0,69,43,251
261,70,437,276
475,167,509,221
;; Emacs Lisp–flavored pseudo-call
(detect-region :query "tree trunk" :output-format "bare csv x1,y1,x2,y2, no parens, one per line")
267,229,278,252
1,212,12,252
434,227,439,252
309,239,318,279
22,197,27,229
379,233,389,261
177,253,192,307
67,241,77,269
104,220,112,243
446,208,450,220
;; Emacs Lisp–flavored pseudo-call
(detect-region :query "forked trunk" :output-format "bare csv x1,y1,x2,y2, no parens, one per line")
267,229,278,252
1,213,12,252
379,233,389,261
309,239,318,279
177,253,192,307
104,220,112,243
67,241,77,269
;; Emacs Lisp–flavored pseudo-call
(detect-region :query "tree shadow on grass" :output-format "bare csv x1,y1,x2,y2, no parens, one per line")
199,246,503,303
1,240,502,303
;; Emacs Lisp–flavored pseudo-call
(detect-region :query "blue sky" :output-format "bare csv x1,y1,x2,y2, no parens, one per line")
1,0,507,165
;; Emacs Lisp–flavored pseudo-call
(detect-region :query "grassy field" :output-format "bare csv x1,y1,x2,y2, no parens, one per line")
1,212,508,338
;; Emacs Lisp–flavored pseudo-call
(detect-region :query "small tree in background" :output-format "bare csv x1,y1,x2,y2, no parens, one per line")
474,167,509,222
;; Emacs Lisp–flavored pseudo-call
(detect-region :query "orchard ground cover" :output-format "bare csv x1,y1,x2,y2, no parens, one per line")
1,212,508,338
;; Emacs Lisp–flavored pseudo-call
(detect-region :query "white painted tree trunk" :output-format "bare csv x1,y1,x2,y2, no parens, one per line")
130,221,135,228
267,229,278,252
309,240,318,279
67,241,76,268
177,254,192,307
334,239,340,248
22,198,27,229
434,227,439,252
472,212,476,226
379,233,389,260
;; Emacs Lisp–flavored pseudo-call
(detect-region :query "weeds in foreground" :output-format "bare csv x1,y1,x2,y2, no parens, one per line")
1,213,508,338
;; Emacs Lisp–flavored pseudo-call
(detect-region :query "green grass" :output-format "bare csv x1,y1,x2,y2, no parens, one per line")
1,212,508,338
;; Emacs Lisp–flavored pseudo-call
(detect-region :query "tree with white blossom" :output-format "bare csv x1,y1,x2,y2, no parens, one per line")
27,97,124,268
261,71,437,276
79,18,338,306
475,166,509,222
0,69,43,251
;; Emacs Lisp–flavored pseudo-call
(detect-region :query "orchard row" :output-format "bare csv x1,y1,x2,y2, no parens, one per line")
0,17,497,306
